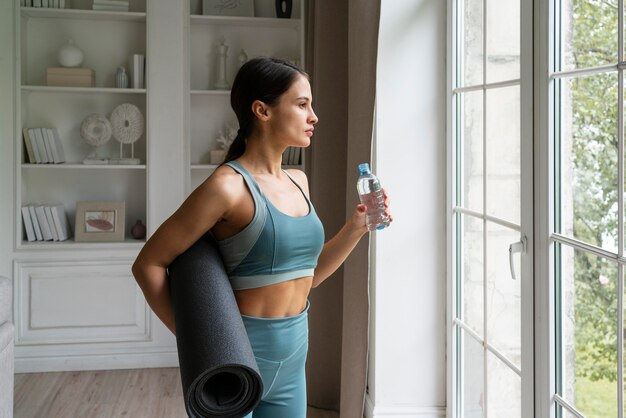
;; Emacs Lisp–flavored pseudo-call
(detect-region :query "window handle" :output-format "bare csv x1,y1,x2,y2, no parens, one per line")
509,237,527,280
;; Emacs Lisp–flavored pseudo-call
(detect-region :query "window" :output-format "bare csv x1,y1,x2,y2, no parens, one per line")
550,0,624,416
451,0,626,416
448,0,533,416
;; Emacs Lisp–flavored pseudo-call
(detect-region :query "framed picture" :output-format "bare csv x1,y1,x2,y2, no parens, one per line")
202,0,254,17
74,201,125,242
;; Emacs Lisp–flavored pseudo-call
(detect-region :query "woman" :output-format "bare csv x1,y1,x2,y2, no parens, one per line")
131,57,392,417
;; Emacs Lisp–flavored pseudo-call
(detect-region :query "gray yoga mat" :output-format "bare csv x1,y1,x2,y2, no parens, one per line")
168,233,263,418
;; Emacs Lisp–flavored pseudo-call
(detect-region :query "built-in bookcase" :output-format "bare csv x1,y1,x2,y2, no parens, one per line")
188,0,306,191
16,0,147,248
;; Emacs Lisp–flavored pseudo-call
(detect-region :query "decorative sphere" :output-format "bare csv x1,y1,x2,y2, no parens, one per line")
58,40,84,67
80,114,112,147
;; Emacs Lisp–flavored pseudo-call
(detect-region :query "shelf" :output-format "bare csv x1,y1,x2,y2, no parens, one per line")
21,7,146,22
22,85,147,94
190,14,300,29
190,164,303,170
191,164,219,170
190,89,230,96
18,236,145,251
22,163,147,170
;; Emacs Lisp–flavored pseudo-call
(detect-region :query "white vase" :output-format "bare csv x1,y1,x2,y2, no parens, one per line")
58,40,84,68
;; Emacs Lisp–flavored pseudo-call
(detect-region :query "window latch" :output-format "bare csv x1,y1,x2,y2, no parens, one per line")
509,236,527,280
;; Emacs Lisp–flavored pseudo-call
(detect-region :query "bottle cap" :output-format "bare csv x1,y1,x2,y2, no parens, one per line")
358,163,370,175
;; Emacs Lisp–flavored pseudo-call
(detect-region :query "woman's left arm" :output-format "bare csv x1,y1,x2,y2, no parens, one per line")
312,189,392,288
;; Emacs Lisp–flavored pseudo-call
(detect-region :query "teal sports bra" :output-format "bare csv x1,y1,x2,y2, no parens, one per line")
213,161,325,290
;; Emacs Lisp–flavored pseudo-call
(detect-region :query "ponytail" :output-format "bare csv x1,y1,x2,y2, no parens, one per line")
222,128,247,165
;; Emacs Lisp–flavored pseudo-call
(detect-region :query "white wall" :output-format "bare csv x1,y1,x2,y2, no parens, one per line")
367,1,447,417
0,0,16,285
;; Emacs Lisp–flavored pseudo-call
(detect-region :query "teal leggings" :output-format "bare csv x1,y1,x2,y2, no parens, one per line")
242,301,309,418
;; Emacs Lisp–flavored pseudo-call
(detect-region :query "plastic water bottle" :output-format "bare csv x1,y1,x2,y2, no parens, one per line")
357,163,390,231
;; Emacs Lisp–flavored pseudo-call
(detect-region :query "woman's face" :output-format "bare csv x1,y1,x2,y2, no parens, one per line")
267,74,318,147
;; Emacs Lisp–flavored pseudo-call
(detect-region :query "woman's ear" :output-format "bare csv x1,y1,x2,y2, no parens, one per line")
251,100,270,122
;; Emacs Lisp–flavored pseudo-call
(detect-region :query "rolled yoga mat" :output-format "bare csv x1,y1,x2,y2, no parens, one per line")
168,233,263,418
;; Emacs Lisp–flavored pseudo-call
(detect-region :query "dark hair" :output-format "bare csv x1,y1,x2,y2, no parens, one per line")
222,57,309,164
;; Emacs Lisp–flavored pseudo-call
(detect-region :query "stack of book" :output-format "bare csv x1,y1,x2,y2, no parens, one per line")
92,0,129,12
47,67,95,88
22,128,66,164
282,147,302,166
22,204,72,242
21,0,67,8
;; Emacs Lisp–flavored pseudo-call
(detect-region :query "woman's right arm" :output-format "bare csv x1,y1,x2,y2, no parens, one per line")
131,171,236,335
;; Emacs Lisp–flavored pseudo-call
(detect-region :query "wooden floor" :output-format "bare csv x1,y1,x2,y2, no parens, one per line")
14,368,339,418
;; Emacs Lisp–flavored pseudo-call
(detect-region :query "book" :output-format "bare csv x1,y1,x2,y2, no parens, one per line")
50,204,71,241
22,128,35,163
21,206,36,242
42,128,55,163
33,128,48,163
51,128,66,163
34,205,53,241
44,206,59,241
27,128,41,163
28,205,43,241
44,129,59,163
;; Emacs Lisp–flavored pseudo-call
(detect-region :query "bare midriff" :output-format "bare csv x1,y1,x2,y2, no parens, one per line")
234,276,313,318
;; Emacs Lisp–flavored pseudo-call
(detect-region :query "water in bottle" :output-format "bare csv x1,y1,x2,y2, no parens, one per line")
357,163,390,231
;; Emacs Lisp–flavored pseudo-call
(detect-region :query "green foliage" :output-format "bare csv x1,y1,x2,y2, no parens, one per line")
570,0,620,383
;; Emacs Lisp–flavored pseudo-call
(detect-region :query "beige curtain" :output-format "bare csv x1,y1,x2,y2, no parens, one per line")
341,2,381,417
305,1,381,417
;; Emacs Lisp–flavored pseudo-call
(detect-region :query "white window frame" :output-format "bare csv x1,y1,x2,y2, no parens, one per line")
446,0,534,416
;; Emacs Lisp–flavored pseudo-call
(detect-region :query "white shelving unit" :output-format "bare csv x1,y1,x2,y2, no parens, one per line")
7,0,307,373
16,1,148,249
188,0,306,190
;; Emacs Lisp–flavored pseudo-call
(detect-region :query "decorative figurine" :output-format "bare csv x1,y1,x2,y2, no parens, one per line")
109,103,144,165
80,113,112,165
214,37,230,90
115,67,129,88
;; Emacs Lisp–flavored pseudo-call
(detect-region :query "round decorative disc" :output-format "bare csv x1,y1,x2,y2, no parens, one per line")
80,114,112,147
110,103,144,144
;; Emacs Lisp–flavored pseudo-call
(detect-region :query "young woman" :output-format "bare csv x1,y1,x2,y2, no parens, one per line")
131,57,392,417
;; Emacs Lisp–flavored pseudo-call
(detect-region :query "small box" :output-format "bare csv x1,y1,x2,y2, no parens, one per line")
46,67,95,87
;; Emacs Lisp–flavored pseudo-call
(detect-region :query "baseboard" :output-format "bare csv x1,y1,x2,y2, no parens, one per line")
14,351,179,373
364,394,446,418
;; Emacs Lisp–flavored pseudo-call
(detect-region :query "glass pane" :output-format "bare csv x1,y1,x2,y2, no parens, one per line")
559,73,618,252
462,329,485,418
486,222,521,369
461,0,483,87
462,90,484,212
558,243,618,417
486,0,520,83
486,86,520,225
462,214,484,336
486,350,521,418
560,0,618,72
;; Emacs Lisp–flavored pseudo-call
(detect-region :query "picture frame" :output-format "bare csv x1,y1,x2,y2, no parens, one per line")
202,0,254,17
74,201,125,242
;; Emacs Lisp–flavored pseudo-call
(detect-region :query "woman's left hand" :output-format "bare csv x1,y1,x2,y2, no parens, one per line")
349,188,393,235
